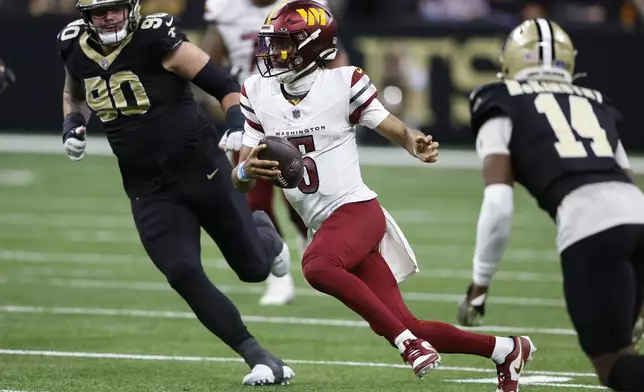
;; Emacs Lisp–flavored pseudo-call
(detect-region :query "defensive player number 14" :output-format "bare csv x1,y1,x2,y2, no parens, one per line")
287,135,319,194
535,93,614,159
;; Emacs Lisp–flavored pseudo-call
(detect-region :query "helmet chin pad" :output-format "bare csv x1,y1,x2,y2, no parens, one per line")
96,25,129,45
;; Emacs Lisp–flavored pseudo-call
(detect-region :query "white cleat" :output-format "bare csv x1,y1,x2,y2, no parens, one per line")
270,242,291,278
260,273,295,306
242,364,295,386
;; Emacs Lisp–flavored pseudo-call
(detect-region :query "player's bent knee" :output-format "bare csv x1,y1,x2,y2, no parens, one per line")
236,264,270,283
163,259,204,287
232,252,271,283
301,252,342,289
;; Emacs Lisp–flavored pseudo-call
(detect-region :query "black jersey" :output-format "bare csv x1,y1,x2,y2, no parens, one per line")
58,14,217,194
470,80,631,218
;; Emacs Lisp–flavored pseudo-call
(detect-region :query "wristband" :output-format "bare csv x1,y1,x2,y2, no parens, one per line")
62,112,86,142
237,160,250,182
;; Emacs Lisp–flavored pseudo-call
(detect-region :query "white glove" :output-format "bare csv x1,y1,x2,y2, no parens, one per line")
218,129,244,152
63,126,87,161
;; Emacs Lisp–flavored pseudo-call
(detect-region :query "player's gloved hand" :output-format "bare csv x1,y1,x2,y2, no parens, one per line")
218,128,244,152
241,144,281,180
63,126,87,162
413,134,440,163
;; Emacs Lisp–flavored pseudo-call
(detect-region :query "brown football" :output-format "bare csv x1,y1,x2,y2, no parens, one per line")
258,136,304,189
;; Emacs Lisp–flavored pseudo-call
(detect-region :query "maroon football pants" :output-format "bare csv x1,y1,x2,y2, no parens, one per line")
301,198,495,357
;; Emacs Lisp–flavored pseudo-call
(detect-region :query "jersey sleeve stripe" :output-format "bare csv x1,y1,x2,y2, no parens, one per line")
350,68,366,87
350,80,374,104
241,105,260,125
245,118,264,133
349,91,378,125
240,101,254,114
349,82,378,114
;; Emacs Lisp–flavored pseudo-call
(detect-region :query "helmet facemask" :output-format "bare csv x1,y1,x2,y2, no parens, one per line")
78,0,140,46
256,23,334,83
256,33,301,81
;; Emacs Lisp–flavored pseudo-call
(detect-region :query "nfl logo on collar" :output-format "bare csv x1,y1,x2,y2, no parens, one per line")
292,108,301,119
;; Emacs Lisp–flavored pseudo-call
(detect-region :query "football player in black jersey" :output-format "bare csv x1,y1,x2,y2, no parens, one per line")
459,18,644,391
57,0,294,385
0,58,15,95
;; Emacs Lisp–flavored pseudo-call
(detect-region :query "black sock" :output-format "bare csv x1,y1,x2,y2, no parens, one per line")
170,270,252,350
608,354,644,391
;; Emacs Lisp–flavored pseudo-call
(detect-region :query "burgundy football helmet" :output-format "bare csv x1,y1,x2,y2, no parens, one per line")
255,0,338,82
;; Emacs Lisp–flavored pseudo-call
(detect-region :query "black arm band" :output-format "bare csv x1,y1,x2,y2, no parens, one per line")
62,112,86,142
192,60,240,102
225,104,244,130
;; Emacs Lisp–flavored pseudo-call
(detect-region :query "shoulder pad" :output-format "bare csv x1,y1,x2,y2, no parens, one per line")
138,13,187,56
204,0,231,23
241,74,261,98
57,19,85,62
469,81,513,135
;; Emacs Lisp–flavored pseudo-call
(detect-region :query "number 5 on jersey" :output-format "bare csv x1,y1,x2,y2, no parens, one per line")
535,93,614,158
287,135,319,194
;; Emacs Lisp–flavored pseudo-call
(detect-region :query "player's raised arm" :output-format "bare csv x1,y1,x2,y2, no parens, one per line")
161,40,244,136
347,67,438,162
374,114,439,163
61,67,91,162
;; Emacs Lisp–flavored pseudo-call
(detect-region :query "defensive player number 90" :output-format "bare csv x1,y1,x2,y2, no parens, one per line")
84,71,151,122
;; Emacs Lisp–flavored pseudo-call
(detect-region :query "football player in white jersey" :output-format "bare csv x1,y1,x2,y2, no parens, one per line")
461,19,644,390
226,1,537,388
202,0,349,307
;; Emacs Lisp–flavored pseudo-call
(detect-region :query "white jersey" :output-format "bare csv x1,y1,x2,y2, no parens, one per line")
203,0,328,85
477,117,644,252
240,66,390,230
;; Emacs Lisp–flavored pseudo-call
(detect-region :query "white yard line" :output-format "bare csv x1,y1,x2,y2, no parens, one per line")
0,250,562,279
0,348,597,379
1,277,566,307
0,305,577,336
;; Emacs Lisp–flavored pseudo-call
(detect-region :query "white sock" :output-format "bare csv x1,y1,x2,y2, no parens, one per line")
473,256,497,286
394,329,417,353
491,336,515,364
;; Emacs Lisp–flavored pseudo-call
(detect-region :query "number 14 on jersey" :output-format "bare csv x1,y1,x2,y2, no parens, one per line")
535,93,614,159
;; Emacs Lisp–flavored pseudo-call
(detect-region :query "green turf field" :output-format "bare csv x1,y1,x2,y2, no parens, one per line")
0,152,618,391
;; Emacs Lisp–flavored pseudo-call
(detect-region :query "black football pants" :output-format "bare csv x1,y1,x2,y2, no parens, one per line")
561,224,644,357
129,150,281,350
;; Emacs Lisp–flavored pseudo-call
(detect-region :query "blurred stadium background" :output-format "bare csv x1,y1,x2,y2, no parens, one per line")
1,1,644,391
